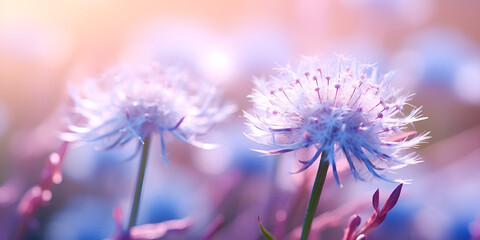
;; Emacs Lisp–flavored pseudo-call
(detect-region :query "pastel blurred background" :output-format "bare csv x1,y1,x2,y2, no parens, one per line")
1,0,479,239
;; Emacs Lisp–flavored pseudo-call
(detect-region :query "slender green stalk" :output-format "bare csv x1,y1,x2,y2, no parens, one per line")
128,135,151,229
300,152,329,240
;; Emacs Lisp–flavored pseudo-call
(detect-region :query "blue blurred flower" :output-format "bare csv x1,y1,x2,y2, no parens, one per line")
63,63,235,163
404,28,479,86
44,196,115,240
244,55,428,184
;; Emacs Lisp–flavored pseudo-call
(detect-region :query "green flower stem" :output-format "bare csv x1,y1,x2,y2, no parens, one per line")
300,152,329,240
128,135,151,229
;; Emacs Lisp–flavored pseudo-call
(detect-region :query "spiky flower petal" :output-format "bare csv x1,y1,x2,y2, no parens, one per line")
244,55,428,184
63,62,234,163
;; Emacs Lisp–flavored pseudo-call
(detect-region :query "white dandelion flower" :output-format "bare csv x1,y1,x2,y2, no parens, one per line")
244,55,429,184
63,62,235,163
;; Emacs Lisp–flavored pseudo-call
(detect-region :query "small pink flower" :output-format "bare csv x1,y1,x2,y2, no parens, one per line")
342,184,403,240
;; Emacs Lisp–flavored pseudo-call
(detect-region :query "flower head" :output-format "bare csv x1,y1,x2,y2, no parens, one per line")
63,62,234,163
244,55,428,184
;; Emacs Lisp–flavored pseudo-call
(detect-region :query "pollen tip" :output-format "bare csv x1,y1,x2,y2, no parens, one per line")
303,132,312,141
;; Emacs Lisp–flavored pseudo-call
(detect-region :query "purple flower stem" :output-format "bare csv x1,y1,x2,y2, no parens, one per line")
300,151,329,240
128,135,151,229
15,141,69,240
